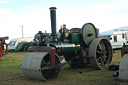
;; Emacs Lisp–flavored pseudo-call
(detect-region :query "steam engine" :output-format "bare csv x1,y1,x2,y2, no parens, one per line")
20,7,113,81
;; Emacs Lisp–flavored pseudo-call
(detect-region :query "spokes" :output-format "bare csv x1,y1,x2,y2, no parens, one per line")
98,44,103,51
41,53,61,80
42,60,50,66
89,38,113,70
99,57,105,65
96,42,108,66
96,51,101,54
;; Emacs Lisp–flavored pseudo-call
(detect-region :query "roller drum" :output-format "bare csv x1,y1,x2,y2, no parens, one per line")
21,52,61,81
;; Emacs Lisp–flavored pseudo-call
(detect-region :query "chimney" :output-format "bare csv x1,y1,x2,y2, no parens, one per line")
49,7,57,41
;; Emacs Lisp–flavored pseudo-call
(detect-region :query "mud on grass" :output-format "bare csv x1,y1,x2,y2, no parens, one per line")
0,51,120,85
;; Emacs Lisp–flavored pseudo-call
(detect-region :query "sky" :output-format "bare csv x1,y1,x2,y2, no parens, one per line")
0,0,128,42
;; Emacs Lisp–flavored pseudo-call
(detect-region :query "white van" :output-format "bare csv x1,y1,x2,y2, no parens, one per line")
99,26,128,49
8,37,33,51
110,31,128,49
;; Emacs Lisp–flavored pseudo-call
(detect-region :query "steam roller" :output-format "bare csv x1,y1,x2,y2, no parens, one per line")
20,7,113,81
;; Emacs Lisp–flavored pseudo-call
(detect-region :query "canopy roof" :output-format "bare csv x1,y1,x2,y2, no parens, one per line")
99,26,128,36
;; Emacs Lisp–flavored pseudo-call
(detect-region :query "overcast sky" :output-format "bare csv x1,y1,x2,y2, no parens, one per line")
0,0,128,42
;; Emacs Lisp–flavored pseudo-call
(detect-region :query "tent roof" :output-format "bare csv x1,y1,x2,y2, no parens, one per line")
99,26,128,36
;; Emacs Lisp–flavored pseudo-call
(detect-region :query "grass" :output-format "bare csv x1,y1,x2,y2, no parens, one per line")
0,50,121,85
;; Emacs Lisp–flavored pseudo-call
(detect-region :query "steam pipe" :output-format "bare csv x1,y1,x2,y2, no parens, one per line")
49,7,57,41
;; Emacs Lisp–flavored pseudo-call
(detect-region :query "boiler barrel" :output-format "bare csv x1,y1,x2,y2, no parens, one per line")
56,43,81,55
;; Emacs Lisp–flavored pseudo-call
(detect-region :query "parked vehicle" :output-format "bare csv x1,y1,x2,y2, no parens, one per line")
8,37,33,51
99,26,128,49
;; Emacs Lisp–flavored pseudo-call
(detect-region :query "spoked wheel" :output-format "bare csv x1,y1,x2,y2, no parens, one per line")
89,38,113,70
41,53,61,80
21,52,61,81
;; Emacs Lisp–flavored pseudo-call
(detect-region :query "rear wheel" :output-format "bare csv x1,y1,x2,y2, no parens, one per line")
89,38,113,69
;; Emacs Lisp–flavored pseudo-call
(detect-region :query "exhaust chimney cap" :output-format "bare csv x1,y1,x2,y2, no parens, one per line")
49,7,57,10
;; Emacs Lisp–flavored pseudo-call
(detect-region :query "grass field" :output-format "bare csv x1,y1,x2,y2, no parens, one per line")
0,51,121,85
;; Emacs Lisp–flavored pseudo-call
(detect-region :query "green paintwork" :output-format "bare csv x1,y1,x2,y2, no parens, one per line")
61,43,80,54
70,33,81,43
45,33,51,39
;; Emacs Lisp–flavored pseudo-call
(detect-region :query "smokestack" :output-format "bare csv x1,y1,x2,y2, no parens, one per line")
49,7,57,41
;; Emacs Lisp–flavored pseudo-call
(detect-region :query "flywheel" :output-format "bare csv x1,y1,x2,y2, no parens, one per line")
81,23,97,46
89,38,113,70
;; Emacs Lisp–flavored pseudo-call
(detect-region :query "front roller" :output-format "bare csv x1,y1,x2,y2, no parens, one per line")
20,52,61,81
89,38,113,70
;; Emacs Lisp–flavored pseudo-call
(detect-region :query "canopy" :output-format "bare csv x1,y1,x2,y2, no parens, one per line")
99,26,128,36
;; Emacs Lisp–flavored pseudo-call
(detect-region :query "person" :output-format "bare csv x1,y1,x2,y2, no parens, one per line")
59,24,66,33
58,24,67,41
